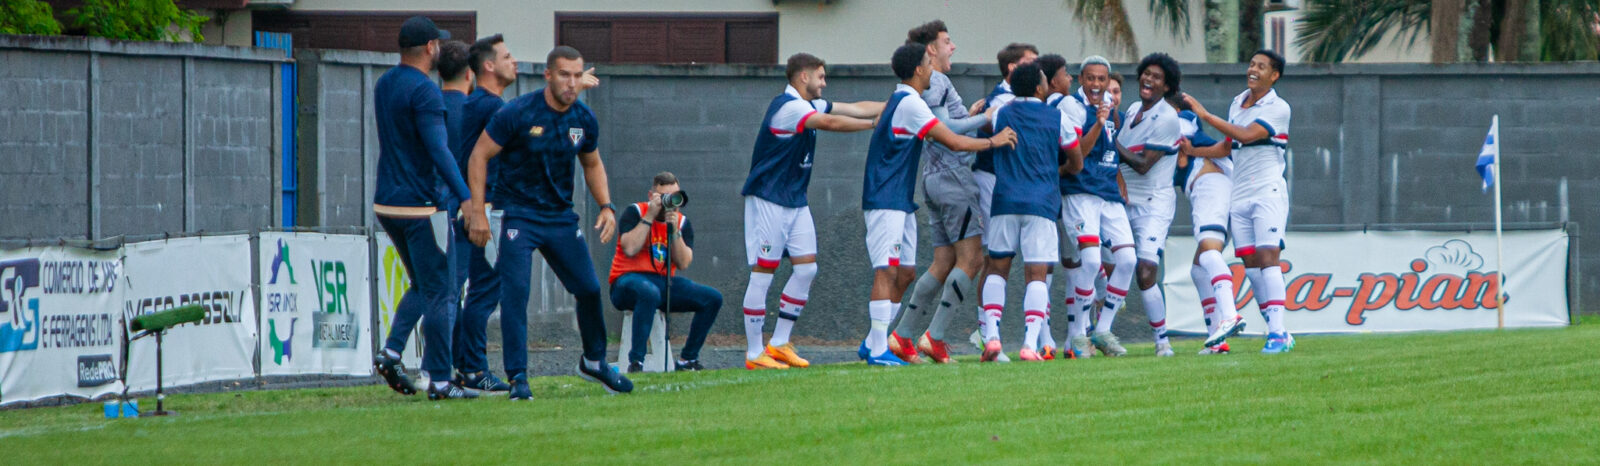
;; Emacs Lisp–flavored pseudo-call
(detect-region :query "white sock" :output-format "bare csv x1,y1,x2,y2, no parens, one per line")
980,275,1005,342
742,271,773,359
1068,248,1102,338
1039,273,1057,349
1244,266,1265,313
1023,281,1047,350
868,300,892,355
770,263,816,347
1260,266,1288,334
889,302,902,329
1142,285,1167,344
1097,247,1136,333
1199,250,1239,322
1202,299,1218,335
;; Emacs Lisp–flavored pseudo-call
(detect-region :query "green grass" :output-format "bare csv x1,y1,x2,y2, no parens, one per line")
4,326,1598,464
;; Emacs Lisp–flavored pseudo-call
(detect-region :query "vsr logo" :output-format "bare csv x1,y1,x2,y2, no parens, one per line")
0,259,42,353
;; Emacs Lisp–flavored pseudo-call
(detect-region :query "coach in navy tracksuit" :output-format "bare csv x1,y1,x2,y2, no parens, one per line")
371,16,477,400
462,45,633,397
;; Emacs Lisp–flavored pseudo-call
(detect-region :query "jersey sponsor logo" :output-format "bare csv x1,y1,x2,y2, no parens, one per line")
529,126,545,138
568,128,584,146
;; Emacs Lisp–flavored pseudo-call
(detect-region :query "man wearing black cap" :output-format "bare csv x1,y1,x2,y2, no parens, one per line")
371,15,477,400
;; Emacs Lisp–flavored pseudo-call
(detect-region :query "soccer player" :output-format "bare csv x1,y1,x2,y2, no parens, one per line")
1054,56,1115,358
1117,53,1184,357
1181,49,1295,353
861,43,1016,366
981,62,1080,362
463,46,633,396
740,53,884,370
964,43,1037,358
370,16,476,400
1034,53,1084,359
888,20,991,364
1060,55,1134,358
1174,107,1235,355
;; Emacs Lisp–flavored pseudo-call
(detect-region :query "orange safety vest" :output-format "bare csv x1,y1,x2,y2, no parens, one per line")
608,202,687,283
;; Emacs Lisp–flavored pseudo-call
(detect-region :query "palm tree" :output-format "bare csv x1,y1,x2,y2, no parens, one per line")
1066,0,1196,60
1296,0,1600,63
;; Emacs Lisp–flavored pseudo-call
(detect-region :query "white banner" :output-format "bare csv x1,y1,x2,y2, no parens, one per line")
258,232,372,376
1162,229,1570,335
373,234,422,367
122,236,257,391
0,247,124,406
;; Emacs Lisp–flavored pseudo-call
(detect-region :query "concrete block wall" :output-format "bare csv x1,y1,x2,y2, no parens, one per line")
0,36,285,240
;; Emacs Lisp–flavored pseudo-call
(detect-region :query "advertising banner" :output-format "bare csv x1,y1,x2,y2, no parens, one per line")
122,235,257,391
258,232,372,376
1162,229,1570,335
0,246,123,405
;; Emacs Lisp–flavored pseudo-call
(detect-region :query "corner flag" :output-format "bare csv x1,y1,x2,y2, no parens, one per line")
1476,116,1499,192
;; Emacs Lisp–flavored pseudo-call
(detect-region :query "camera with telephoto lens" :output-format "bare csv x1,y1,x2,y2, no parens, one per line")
663,190,688,210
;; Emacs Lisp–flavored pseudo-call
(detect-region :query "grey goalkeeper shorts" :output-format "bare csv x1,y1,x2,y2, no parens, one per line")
922,167,986,247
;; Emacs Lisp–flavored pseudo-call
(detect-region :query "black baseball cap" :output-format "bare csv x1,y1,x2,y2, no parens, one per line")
398,16,450,48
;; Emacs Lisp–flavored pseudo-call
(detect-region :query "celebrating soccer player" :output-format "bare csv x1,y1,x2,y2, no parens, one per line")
1181,49,1295,353
888,20,992,364
861,43,1015,366
979,62,1081,362
739,53,884,370
1116,53,1185,357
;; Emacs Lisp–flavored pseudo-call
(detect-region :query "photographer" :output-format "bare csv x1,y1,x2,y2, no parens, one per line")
608,172,724,372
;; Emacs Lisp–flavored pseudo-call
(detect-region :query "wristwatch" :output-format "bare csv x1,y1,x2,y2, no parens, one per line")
599,203,616,213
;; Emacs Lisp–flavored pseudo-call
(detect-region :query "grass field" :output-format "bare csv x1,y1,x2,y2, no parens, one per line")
3,324,1598,464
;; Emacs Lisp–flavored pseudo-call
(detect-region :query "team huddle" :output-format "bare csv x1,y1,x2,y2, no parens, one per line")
371,15,1298,401
737,20,1297,369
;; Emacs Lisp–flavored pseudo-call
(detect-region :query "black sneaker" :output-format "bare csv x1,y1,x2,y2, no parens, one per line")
455,371,511,392
426,382,480,400
373,351,416,395
576,359,634,394
508,373,532,401
675,360,704,371
627,361,645,373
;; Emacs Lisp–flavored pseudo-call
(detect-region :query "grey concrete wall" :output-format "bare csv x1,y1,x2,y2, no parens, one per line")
0,36,285,240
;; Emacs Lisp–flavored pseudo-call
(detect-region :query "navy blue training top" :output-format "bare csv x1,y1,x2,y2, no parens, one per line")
971,82,1012,175
1172,110,1222,189
1058,93,1124,204
991,99,1069,219
373,65,471,208
862,88,933,213
484,89,601,223
458,87,507,204
740,92,831,208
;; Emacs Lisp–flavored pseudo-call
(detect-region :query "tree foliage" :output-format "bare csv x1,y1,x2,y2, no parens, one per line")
1296,0,1599,62
68,0,208,42
0,0,64,36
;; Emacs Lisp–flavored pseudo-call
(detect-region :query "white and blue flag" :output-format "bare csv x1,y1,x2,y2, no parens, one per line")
1476,116,1499,192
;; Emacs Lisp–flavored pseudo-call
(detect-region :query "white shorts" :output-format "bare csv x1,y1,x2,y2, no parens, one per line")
1187,172,1232,242
972,170,996,222
986,214,1060,263
864,209,917,268
1060,194,1134,250
744,196,819,268
1127,188,1176,263
1230,192,1289,256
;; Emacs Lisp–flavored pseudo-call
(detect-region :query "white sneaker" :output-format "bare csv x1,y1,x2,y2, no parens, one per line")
1154,341,1174,357
1090,331,1126,357
1205,315,1246,347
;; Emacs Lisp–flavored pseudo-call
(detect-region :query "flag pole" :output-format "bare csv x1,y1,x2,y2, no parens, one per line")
1492,114,1505,329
